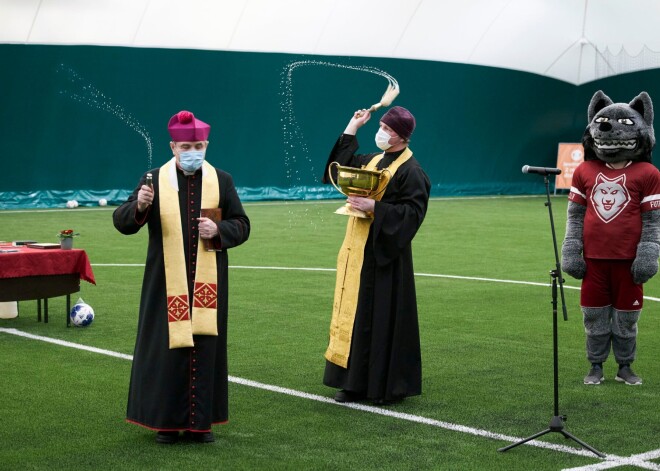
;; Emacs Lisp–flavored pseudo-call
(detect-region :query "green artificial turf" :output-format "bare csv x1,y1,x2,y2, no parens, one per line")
1,197,659,470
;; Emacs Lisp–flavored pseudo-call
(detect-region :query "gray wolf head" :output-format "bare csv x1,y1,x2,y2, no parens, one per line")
582,90,655,163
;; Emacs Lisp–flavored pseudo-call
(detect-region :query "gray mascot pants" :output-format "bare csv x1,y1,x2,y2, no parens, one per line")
583,306,640,364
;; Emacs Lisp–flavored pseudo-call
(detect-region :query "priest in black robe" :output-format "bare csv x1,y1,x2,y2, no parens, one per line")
113,110,250,444
323,106,431,405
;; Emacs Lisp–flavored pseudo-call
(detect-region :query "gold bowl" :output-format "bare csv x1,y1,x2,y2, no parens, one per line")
328,162,390,218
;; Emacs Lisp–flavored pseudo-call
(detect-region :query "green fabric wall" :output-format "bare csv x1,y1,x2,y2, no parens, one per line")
1,44,659,208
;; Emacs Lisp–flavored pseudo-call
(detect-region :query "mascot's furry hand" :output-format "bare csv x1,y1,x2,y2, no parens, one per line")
562,201,587,279
632,242,660,284
632,210,660,284
562,239,587,279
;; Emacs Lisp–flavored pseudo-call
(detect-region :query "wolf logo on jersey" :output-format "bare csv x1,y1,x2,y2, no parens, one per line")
590,173,630,223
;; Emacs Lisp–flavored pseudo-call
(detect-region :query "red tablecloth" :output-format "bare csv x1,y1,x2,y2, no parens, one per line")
0,246,96,285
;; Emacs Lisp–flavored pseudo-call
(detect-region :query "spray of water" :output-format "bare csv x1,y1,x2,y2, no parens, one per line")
280,60,398,229
57,64,153,169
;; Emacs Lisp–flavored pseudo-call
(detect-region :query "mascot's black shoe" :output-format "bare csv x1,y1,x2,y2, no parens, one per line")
616,365,642,385
184,431,216,443
584,365,604,385
334,390,365,403
155,431,179,444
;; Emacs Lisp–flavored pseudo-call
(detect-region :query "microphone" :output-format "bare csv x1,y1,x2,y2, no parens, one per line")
522,165,561,176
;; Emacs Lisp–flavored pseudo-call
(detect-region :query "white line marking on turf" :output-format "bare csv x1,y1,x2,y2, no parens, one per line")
0,208,115,214
0,326,643,467
0,194,548,214
562,448,660,470
93,263,146,267
90,264,660,302
228,376,602,459
0,328,133,360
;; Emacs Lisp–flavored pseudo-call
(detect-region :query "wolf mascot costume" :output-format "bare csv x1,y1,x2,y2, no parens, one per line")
562,90,660,386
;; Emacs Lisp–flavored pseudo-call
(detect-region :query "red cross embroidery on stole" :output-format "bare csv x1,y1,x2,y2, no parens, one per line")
193,282,218,309
167,295,190,322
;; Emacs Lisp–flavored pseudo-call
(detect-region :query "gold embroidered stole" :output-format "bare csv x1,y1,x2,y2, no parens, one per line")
159,159,220,349
325,148,413,367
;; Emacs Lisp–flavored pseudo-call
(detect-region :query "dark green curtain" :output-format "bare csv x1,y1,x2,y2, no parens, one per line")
1,44,658,208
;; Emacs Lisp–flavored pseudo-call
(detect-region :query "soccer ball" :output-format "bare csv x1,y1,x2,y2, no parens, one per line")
70,302,95,327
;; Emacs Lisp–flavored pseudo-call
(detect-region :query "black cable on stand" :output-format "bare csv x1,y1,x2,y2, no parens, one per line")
498,167,605,458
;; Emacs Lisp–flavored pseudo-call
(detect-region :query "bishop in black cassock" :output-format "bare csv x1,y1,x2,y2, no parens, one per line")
113,110,250,444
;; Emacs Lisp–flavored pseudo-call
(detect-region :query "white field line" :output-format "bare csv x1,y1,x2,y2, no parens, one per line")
0,328,134,360
0,194,548,214
0,327,614,461
0,208,116,214
9,263,658,467
4,329,660,469
562,447,660,471
90,264,660,303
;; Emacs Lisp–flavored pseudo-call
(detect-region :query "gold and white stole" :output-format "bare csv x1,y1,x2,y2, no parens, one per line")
159,158,220,349
325,148,413,368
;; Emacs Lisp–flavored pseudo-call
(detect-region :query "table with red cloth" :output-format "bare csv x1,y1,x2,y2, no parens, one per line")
0,246,96,326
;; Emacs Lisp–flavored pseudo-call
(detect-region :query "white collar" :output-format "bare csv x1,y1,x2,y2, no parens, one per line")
605,160,632,169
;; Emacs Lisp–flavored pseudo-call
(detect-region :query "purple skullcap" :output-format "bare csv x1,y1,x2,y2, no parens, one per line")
380,106,416,140
167,110,210,141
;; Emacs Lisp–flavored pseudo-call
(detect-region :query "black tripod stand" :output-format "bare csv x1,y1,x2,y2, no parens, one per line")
498,174,605,458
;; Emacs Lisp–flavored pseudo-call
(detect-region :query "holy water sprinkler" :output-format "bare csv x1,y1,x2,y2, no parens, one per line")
356,78,400,117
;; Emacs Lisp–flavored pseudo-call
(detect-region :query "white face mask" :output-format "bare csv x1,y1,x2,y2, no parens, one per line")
178,150,205,172
375,128,392,151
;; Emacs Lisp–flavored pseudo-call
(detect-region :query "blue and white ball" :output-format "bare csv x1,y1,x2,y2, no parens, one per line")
70,302,95,327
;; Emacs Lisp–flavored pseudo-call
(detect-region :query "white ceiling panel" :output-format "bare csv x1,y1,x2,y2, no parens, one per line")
133,0,247,50
27,0,149,45
0,0,42,42
3,0,660,84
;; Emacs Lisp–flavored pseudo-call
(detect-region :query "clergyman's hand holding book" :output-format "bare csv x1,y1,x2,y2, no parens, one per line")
201,208,222,252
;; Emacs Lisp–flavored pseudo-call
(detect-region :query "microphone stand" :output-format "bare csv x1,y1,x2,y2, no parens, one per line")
498,174,605,458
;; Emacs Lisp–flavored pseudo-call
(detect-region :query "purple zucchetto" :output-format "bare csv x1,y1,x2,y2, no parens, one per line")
380,106,416,140
167,110,210,141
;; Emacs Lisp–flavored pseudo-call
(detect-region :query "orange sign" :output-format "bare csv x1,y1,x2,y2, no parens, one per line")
555,143,584,190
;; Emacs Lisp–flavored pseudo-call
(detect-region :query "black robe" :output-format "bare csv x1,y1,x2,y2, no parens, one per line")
113,162,250,431
323,134,431,401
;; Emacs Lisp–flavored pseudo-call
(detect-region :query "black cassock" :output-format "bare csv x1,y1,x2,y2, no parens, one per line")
113,163,250,431
323,134,431,401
